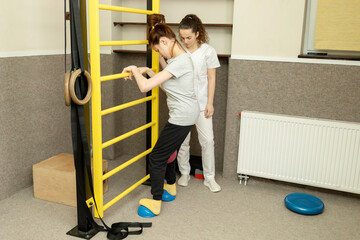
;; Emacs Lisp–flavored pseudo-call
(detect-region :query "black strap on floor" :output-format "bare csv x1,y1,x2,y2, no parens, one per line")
66,0,151,239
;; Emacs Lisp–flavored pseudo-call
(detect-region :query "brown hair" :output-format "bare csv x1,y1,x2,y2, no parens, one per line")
147,14,176,47
179,14,209,44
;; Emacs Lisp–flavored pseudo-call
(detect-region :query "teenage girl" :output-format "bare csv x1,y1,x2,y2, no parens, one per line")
176,14,221,192
122,14,199,217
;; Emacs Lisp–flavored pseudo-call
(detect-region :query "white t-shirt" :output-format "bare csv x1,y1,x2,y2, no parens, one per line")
162,53,200,126
187,43,220,111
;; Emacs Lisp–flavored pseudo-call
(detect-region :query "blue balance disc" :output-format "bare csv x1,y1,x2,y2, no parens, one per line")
284,192,324,215
138,205,156,218
162,190,176,202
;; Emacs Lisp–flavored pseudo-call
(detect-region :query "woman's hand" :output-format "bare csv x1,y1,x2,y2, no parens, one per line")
138,67,149,75
204,104,214,118
141,67,156,77
122,65,138,80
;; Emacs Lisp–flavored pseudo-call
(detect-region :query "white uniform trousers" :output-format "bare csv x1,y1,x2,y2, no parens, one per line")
177,111,215,180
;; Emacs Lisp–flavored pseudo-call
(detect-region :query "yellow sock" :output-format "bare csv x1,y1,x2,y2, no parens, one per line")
164,183,176,196
139,199,161,215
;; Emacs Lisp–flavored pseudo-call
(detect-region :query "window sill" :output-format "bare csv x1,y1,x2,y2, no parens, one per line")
298,54,360,61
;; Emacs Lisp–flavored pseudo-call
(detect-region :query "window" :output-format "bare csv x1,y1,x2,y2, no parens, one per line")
301,0,360,60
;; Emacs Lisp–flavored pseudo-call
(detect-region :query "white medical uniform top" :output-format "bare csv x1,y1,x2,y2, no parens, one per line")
187,43,220,111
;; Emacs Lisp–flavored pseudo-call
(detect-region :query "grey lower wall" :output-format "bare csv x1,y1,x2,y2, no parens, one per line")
0,54,118,201
0,55,73,200
223,59,360,179
111,53,148,159
5,53,357,200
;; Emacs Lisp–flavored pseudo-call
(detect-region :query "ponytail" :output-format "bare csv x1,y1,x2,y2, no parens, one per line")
147,14,176,47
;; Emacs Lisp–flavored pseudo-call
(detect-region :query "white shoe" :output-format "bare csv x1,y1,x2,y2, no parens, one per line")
204,178,221,192
178,174,190,187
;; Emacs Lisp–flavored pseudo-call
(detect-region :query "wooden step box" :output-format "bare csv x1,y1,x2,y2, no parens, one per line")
33,153,108,207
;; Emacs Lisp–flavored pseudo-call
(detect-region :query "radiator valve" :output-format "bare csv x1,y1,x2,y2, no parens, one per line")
238,174,249,185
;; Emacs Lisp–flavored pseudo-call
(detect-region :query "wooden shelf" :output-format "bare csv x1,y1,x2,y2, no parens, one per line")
114,22,233,28
113,49,230,58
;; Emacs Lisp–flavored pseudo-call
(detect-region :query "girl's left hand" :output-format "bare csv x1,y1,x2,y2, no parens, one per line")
122,65,137,80
204,104,214,118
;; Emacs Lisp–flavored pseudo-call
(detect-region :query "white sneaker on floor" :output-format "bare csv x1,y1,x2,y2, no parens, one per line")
204,178,221,192
178,174,190,187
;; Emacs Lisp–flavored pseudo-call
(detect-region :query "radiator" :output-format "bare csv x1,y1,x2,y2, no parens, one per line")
237,111,360,194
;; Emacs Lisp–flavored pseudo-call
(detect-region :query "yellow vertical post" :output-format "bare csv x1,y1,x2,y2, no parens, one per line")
151,0,160,148
89,0,104,218
151,54,159,147
153,0,160,14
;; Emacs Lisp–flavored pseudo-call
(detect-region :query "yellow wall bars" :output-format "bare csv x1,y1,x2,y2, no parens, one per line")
88,0,160,218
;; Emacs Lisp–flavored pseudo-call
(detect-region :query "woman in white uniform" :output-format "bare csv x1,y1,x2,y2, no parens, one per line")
176,14,221,192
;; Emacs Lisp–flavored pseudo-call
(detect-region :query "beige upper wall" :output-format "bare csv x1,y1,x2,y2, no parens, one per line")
1,0,232,56
0,0,113,57
0,0,67,56
1,0,306,58
231,0,306,58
